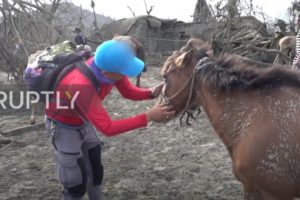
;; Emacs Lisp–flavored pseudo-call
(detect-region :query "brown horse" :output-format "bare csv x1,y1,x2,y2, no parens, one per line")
159,38,300,200
113,35,147,87
273,36,296,66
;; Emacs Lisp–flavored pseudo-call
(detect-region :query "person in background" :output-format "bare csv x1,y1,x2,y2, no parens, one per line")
73,27,87,46
45,39,175,200
293,13,300,68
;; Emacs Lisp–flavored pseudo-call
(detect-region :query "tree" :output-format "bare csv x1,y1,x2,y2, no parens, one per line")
0,0,99,80
288,0,300,31
127,6,136,17
91,0,98,29
143,0,154,15
0,0,64,80
193,0,213,23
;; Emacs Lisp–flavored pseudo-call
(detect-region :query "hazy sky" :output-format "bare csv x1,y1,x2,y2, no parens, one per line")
71,0,293,22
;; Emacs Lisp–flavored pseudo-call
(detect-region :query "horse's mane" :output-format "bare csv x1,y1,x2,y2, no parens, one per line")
198,53,300,92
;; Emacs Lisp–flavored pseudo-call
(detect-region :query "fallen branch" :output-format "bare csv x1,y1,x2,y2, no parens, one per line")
246,44,292,62
2,122,44,137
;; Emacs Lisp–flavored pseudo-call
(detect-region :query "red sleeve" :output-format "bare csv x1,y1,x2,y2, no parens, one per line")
115,77,153,100
70,73,148,137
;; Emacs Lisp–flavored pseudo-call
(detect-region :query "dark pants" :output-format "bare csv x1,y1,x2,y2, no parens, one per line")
48,120,104,200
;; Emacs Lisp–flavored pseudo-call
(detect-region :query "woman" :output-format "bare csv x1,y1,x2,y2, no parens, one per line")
45,40,175,200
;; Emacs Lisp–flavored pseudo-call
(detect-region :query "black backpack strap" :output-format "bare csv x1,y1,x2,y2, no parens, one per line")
52,64,76,91
49,52,84,91
75,61,101,94
50,61,100,120
52,61,100,94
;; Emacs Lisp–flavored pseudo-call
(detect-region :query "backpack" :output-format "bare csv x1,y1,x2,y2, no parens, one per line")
24,40,100,103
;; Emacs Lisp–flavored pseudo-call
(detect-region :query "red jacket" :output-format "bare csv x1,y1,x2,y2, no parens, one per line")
45,58,152,137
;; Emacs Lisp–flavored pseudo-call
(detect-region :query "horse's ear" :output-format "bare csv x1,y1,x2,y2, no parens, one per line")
175,50,193,67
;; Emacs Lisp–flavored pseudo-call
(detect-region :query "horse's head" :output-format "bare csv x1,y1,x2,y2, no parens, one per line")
159,38,212,115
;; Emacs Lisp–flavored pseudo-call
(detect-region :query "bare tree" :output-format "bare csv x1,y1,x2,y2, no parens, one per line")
224,0,239,51
0,0,64,80
143,0,154,15
207,0,282,64
127,5,136,17
91,0,98,29
288,0,300,31
0,0,95,80
193,0,213,23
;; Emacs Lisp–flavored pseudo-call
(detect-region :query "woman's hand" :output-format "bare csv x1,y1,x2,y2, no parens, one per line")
150,82,164,98
146,104,175,122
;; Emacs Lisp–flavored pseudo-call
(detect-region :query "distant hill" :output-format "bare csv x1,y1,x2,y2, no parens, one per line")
54,2,113,34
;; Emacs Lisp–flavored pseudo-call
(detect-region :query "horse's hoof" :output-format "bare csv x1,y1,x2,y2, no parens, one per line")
30,119,36,125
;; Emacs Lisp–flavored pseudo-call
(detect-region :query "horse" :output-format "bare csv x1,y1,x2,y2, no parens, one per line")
113,35,147,87
273,36,296,66
159,38,300,199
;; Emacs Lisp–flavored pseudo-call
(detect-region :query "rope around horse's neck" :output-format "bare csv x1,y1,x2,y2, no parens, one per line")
160,70,197,118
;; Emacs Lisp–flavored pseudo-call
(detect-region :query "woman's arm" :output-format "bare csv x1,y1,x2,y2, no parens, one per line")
74,78,148,137
115,77,153,100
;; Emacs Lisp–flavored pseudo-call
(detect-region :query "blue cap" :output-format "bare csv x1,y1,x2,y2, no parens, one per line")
94,40,144,77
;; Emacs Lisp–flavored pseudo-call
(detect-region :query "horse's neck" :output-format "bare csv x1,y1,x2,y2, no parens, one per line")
198,86,250,151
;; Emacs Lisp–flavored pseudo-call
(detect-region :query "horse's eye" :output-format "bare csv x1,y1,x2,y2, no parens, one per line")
163,74,167,79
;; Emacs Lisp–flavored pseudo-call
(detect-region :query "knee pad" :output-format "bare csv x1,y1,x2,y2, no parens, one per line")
67,157,87,198
56,153,87,198
88,144,104,185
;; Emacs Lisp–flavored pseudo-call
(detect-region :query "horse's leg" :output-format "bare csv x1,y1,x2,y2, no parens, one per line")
30,102,36,124
136,74,141,87
273,54,280,64
283,57,291,67
288,49,294,66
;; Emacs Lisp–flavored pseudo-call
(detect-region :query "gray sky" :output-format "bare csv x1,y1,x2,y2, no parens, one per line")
71,0,293,22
